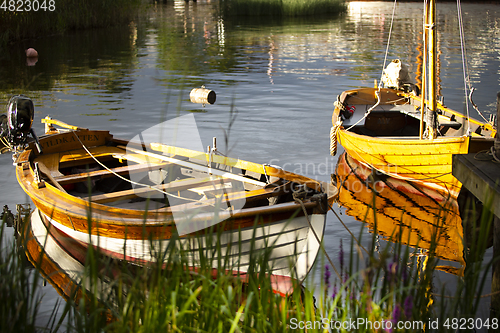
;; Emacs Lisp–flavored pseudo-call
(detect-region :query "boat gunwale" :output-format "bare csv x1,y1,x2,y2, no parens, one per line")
333,86,496,137
18,153,327,218
338,128,470,145
18,164,324,226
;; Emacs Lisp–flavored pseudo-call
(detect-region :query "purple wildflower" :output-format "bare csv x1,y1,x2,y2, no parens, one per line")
339,239,344,273
332,283,338,299
324,265,331,289
404,295,413,319
391,305,401,331
401,266,408,282
387,261,398,286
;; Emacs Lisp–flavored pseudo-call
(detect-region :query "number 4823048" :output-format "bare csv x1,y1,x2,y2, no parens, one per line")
1,0,56,11
443,317,498,330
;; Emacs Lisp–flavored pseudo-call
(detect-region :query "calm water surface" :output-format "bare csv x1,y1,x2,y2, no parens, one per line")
1,0,499,326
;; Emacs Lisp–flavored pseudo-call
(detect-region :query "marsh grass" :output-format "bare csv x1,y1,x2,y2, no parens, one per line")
0,0,142,47
56,220,310,332
219,0,347,18
1,190,498,332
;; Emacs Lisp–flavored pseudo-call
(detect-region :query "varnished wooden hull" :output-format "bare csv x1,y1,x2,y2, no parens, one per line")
337,130,468,197
16,121,337,286
37,208,326,283
25,208,303,304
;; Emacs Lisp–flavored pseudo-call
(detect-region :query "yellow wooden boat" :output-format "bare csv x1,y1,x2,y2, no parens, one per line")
335,152,465,275
330,0,496,198
1,95,337,289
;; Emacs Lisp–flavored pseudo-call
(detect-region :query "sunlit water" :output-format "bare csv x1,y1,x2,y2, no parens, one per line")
1,0,499,327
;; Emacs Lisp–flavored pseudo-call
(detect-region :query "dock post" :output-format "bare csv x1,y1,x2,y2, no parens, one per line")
494,215,500,321
492,92,500,322
495,92,500,160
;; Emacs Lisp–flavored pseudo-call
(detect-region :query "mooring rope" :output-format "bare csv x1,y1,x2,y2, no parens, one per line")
328,203,369,257
345,90,382,132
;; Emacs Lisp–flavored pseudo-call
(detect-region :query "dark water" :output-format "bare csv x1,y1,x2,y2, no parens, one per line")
1,0,499,326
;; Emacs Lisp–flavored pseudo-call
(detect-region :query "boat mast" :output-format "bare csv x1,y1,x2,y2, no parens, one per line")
419,1,429,139
427,0,438,139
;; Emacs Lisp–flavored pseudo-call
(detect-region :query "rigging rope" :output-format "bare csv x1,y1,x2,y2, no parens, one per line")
457,0,472,135
457,0,490,127
380,0,398,86
345,91,382,132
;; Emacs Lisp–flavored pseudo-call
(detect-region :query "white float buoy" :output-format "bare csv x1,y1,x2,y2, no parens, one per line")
190,87,216,105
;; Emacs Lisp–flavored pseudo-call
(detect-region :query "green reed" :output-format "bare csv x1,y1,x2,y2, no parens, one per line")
219,0,347,18
0,0,142,47
56,218,309,332
1,189,498,332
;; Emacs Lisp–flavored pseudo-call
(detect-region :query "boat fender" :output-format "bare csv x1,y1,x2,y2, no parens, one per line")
330,121,341,156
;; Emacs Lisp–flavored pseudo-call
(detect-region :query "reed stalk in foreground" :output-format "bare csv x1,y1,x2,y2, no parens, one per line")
1,192,498,332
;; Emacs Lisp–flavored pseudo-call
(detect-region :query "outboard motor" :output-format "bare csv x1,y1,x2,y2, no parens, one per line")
1,95,42,153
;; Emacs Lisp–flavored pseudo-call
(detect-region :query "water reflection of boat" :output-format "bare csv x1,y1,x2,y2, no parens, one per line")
24,208,114,309
2,96,337,292
330,0,496,198
335,152,464,274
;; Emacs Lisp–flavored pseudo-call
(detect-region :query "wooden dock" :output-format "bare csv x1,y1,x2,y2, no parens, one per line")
453,153,500,320
452,91,500,321
452,154,500,218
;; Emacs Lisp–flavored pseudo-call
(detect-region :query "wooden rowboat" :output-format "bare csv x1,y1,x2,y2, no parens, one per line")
11,114,337,288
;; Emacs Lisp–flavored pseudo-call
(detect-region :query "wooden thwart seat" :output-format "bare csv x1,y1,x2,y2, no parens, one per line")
53,162,171,186
88,177,234,204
